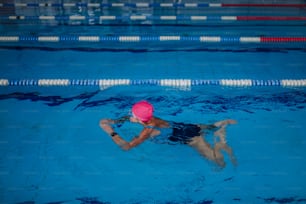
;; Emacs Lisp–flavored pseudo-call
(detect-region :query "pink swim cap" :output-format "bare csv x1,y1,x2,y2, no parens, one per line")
132,100,154,122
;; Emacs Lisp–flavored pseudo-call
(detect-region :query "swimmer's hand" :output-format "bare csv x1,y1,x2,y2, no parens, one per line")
100,116,129,135
100,119,115,135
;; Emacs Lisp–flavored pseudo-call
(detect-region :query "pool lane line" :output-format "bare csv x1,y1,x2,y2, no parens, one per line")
0,15,306,21
0,3,305,8
1,79,306,88
0,36,306,43
1,15,306,21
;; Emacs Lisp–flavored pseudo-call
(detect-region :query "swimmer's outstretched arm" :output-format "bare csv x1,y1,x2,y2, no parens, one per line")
99,118,150,151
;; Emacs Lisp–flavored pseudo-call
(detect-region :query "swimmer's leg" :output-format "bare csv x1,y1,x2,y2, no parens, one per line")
214,126,238,166
212,142,226,167
188,136,226,168
199,119,237,133
214,142,237,166
214,125,227,143
212,119,237,149
213,119,237,128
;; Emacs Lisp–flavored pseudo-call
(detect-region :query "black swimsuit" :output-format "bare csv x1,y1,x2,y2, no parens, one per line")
168,122,202,144
149,122,205,145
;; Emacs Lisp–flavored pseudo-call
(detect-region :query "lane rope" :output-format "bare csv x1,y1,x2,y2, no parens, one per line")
0,3,305,8
1,15,306,22
0,36,305,43
1,79,306,89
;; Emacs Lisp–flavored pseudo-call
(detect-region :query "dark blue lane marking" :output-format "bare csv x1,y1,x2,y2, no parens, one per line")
0,90,305,113
1,46,305,53
257,196,306,203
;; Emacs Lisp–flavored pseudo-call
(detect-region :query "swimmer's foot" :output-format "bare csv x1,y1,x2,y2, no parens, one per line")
214,142,238,166
230,155,238,167
226,147,238,167
214,119,237,128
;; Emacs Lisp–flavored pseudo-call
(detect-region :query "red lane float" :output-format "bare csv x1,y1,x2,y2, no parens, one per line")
237,16,306,21
260,37,306,42
222,4,306,8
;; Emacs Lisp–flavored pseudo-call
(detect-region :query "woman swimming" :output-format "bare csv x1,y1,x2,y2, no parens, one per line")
100,100,237,167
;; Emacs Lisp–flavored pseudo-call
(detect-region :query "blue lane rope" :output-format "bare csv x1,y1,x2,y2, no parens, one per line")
0,3,305,8
1,15,305,22
0,3,216,8
0,35,306,43
0,79,306,88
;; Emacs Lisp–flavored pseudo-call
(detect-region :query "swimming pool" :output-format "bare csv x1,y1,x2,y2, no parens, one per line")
1,1,306,204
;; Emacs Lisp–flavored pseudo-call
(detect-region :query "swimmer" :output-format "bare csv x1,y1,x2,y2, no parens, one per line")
100,100,237,167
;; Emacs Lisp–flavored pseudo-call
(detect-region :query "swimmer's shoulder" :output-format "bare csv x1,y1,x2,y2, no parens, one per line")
152,117,171,128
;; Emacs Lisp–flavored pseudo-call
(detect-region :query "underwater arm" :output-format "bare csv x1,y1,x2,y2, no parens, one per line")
99,116,129,132
112,132,150,151
99,118,150,151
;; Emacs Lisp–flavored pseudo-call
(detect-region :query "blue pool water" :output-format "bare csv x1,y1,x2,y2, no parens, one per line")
0,48,306,204
1,0,306,204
